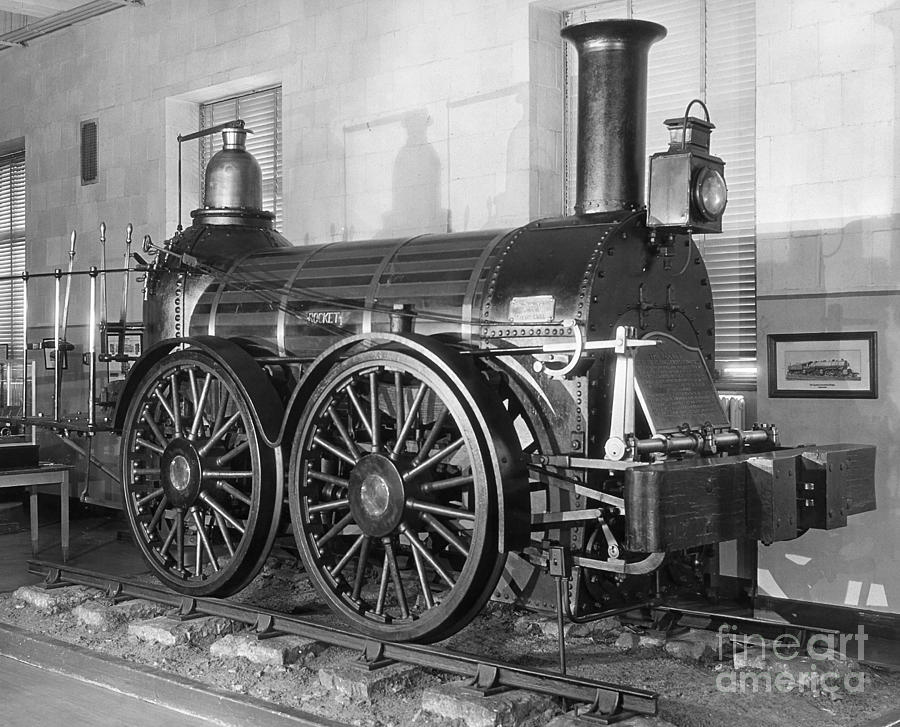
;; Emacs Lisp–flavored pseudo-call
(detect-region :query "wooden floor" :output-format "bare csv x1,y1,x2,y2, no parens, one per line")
0,655,220,727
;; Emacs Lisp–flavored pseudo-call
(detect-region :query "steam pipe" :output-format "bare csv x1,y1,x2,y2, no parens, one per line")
562,19,666,214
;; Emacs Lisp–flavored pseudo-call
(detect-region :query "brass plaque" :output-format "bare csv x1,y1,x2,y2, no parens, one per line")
633,333,729,433
508,295,555,323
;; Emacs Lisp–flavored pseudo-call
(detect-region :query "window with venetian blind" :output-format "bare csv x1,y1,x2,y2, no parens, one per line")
0,150,25,357
564,0,756,388
200,86,283,230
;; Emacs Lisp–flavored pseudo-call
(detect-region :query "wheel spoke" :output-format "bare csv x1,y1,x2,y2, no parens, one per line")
392,382,427,458
400,523,455,588
369,371,381,452
191,372,213,440
213,510,236,556
308,498,349,514
307,470,350,489
382,537,409,619
136,487,164,509
408,533,434,609
328,533,366,579
212,388,232,436
313,434,357,467
147,495,169,534
327,405,361,460
418,474,474,494
141,408,169,450
394,371,405,427
420,511,470,558
405,498,475,521
413,409,449,466
203,469,253,479
216,479,251,506
316,511,354,549
169,373,183,438
215,439,249,467
404,437,465,481
187,367,200,415
194,519,203,575
135,437,164,455
153,386,177,427
375,550,390,615
345,383,373,440
176,508,185,571
199,412,241,456
199,491,246,534
191,507,218,572
160,519,178,558
351,536,372,601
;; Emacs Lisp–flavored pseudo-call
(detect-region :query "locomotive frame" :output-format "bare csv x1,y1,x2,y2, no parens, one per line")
1,19,878,645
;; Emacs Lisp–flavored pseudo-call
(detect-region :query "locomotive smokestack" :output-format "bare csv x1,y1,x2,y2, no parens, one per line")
562,19,666,215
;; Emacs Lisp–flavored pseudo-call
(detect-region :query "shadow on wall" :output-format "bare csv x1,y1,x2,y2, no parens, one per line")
756,217,900,612
342,83,538,241
379,109,447,237
485,85,529,228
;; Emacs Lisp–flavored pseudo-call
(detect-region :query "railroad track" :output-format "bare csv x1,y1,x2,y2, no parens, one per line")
27,559,658,723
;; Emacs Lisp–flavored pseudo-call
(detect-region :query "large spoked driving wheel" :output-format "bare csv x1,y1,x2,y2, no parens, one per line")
121,349,279,596
289,348,506,643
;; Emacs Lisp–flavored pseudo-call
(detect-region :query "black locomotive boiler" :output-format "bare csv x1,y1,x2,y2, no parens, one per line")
109,19,876,643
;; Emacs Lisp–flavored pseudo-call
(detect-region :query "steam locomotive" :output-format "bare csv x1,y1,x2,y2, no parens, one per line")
98,19,876,644
786,359,856,379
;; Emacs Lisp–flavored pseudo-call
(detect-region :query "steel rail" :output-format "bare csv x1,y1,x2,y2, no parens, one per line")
27,559,657,718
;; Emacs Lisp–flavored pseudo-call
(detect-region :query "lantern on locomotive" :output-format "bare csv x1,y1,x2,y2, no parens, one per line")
648,102,728,233
109,18,876,644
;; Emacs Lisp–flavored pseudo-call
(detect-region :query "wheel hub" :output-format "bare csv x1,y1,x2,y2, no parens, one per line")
160,437,202,507
348,454,405,537
168,455,192,491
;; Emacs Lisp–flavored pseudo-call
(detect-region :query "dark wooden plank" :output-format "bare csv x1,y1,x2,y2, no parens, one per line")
625,457,747,551
746,451,798,543
799,443,877,521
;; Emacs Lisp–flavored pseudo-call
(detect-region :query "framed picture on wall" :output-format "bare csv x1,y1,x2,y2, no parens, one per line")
767,332,878,399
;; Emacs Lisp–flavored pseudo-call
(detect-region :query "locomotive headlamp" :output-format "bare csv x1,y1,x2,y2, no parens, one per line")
647,99,727,234
693,167,727,220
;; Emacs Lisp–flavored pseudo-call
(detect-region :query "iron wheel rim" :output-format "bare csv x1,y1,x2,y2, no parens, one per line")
289,349,500,643
121,350,277,596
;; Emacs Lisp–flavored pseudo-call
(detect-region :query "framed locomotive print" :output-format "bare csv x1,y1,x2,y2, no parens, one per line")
767,332,877,399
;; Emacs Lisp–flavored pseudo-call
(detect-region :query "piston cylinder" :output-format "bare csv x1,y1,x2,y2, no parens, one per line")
562,19,666,214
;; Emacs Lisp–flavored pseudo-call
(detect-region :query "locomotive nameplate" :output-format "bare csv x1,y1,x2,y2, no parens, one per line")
508,295,556,323
633,333,729,434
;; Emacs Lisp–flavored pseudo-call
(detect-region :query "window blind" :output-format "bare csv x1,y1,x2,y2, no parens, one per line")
200,86,283,229
563,0,757,387
0,150,25,358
